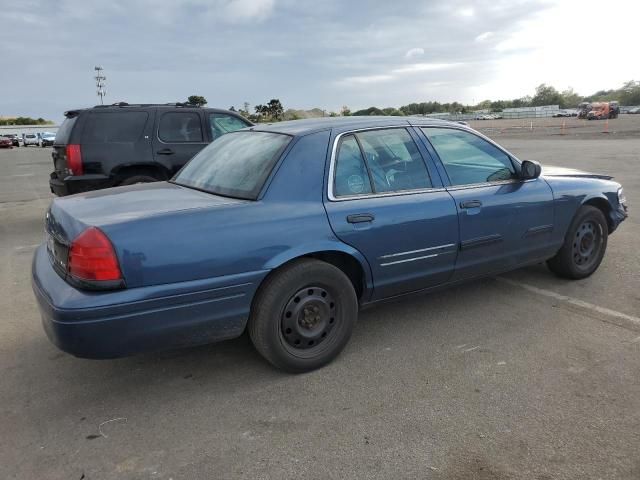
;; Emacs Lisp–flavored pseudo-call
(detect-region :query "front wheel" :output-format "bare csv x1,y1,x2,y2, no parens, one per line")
248,259,358,373
547,205,608,279
118,174,160,186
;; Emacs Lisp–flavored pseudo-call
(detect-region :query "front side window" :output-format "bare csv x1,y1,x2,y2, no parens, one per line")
422,128,516,186
209,113,250,139
174,131,290,200
158,112,203,143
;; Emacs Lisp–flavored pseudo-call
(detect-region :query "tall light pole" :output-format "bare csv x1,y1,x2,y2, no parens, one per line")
94,66,106,105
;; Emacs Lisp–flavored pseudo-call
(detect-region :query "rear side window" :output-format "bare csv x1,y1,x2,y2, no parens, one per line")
159,112,203,143
333,128,431,198
356,129,431,193
334,135,372,197
83,112,148,143
209,113,249,139
55,116,77,144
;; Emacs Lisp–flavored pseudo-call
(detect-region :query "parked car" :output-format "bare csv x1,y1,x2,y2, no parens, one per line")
0,136,13,148
552,110,572,117
2,133,21,146
627,106,640,114
32,117,628,372
40,132,56,147
49,103,252,196
23,133,40,146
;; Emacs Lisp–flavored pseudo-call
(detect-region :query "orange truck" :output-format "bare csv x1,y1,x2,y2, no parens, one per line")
587,101,619,120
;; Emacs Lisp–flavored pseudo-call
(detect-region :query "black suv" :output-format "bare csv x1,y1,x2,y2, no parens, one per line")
50,103,252,196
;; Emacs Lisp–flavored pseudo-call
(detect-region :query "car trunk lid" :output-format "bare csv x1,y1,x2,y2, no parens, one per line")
44,182,246,284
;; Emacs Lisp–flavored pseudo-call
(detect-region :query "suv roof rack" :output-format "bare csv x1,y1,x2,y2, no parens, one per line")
92,102,201,109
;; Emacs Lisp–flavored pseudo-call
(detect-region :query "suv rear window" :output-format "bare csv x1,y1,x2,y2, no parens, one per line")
83,112,148,143
173,131,290,200
55,117,77,144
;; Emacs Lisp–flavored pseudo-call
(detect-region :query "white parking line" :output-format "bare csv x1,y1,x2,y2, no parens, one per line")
10,174,34,177
497,277,640,327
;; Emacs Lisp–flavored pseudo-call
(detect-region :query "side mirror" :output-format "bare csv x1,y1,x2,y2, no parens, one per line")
521,160,542,180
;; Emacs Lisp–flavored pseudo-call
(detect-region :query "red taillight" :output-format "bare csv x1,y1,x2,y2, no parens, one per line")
68,227,122,282
66,144,83,175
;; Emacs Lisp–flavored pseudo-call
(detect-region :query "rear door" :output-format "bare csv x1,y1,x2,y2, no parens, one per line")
324,127,459,300
152,109,207,174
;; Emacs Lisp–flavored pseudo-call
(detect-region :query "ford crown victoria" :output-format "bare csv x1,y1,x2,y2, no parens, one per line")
32,117,628,372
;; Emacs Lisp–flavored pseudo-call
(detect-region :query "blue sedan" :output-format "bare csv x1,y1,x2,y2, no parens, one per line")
32,117,628,372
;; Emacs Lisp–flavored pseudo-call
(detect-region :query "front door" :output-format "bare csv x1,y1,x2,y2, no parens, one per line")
324,127,459,300
152,110,207,175
419,127,555,281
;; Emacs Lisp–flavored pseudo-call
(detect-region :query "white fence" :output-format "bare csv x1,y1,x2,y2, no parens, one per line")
0,125,59,136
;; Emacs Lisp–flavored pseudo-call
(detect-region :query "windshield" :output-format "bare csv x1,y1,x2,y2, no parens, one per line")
173,131,291,200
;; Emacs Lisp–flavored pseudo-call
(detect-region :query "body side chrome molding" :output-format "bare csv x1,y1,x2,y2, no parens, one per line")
379,243,456,259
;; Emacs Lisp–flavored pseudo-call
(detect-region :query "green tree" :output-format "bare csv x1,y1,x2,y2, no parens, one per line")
560,88,582,109
187,95,207,107
266,99,284,120
531,84,562,107
619,80,640,105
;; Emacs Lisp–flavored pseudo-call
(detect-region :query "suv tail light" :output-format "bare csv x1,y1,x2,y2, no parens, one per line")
66,144,83,175
68,227,123,283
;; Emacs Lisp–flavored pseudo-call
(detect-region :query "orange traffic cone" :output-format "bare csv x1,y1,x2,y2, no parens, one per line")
603,119,609,134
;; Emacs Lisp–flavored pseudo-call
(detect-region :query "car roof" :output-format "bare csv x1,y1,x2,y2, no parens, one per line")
249,116,466,136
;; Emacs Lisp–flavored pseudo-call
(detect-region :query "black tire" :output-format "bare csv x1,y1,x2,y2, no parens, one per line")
118,174,161,186
547,205,608,279
248,258,358,373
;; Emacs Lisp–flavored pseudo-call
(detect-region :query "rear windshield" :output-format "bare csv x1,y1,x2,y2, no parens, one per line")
83,112,148,143
173,131,290,200
55,117,77,144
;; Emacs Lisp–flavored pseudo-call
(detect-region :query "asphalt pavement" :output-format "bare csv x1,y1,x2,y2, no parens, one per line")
0,130,638,479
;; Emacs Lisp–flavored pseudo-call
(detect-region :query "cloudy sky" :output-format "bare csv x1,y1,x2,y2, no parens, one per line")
0,0,637,121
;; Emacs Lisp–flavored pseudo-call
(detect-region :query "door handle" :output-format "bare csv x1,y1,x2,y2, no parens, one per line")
347,213,375,224
157,148,175,155
460,200,482,209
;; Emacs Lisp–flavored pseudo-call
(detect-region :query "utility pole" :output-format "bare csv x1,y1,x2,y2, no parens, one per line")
94,66,106,105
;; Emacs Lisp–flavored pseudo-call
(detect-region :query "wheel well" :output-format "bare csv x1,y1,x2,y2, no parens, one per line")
584,198,613,233
304,251,366,300
113,165,169,183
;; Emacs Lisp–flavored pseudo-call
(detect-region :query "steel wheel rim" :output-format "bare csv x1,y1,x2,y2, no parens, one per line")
572,220,602,268
280,286,337,351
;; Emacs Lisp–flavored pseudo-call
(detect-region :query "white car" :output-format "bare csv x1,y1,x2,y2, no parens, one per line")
23,134,40,147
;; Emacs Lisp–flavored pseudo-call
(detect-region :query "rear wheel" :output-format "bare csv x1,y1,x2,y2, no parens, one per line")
547,205,608,279
248,259,358,373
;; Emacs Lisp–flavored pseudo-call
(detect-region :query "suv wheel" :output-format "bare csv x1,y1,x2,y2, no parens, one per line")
119,174,161,186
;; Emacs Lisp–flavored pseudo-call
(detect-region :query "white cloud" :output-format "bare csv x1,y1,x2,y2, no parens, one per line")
338,74,395,86
404,47,424,59
223,0,275,23
392,63,460,75
457,7,474,17
475,31,493,42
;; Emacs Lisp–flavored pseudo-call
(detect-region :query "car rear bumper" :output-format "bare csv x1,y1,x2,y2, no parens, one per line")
31,245,264,359
49,173,111,196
